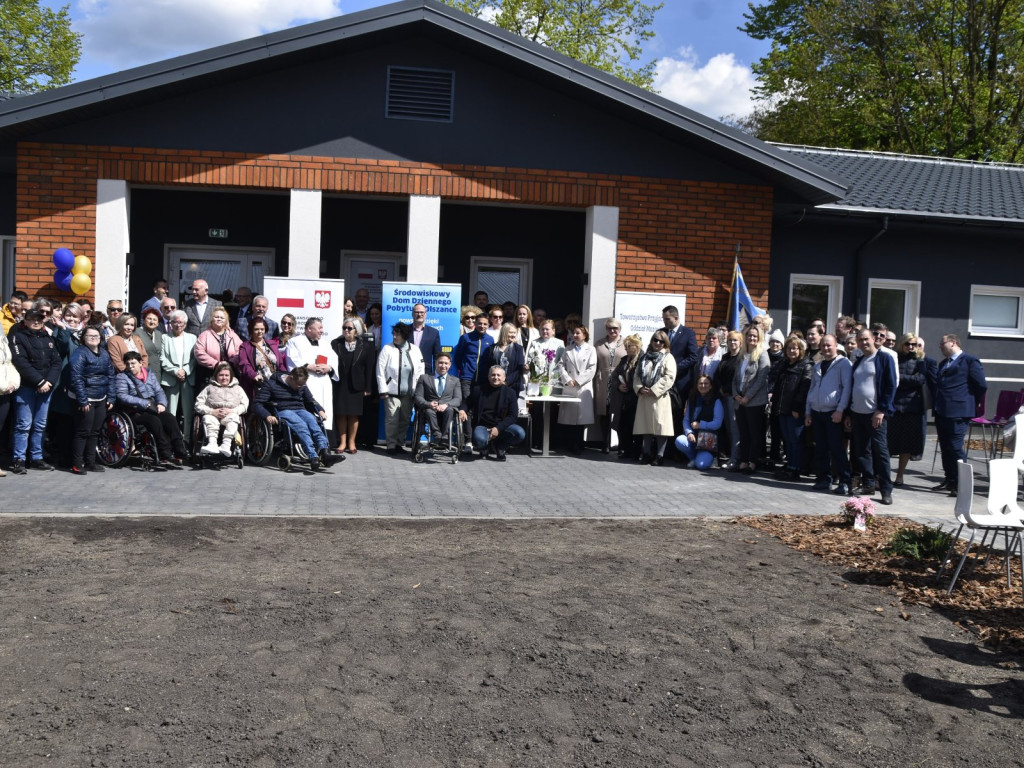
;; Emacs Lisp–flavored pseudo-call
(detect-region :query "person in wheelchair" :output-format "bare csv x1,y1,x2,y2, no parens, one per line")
195,361,249,456
253,365,340,472
115,351,188,466
414,352,463,448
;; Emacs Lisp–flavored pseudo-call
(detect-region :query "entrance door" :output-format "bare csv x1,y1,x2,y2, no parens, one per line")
168,246,274,304
470,257,533,306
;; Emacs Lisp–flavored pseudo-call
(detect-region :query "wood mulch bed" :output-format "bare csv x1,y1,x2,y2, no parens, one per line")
737,513,1024,654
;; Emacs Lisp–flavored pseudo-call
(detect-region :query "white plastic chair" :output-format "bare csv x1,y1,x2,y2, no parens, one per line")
937,460,1024,596
1012,412,1024,480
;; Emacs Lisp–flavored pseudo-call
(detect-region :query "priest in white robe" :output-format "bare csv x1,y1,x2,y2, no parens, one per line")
285,317,340,439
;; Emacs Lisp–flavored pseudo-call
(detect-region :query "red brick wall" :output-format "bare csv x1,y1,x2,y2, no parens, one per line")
16,142,772,329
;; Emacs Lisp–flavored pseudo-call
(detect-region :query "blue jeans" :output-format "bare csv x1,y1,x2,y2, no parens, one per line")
473,424,526,451
778,412,804,471
14,385,53,462
279,409,328,458
675,435,715,469
811,409,851,486
849,411,892,492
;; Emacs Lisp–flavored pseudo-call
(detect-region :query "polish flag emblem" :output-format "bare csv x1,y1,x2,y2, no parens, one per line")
315,291,332,309
277,290,304,309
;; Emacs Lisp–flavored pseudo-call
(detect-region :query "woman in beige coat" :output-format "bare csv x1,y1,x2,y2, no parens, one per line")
632,330,677,466
557,325,597,453
0,331,21,477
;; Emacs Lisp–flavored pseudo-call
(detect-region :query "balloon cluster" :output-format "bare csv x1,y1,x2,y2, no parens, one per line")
52,248,92,295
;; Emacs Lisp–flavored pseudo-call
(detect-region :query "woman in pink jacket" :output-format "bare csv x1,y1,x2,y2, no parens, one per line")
194,307,242,392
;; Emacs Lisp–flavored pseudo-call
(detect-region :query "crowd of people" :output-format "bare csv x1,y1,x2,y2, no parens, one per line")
0,282,988,500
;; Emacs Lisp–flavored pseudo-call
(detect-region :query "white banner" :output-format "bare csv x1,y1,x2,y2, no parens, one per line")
613,291,686,348
263,276,346,337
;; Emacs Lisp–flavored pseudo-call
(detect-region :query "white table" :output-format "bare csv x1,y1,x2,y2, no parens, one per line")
525,394,582,458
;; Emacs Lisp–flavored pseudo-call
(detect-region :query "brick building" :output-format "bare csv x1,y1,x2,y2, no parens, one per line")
0,0,843,331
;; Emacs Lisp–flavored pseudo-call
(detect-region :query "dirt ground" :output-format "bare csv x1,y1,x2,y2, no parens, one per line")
1,516,1023,768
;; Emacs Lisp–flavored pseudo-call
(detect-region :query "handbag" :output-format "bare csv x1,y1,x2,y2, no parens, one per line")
695,430,718,452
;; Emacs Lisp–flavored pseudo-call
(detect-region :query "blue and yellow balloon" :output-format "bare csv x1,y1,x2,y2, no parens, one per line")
53,248,93,295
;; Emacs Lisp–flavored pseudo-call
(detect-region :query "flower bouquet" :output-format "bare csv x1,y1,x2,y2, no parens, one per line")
840,496,877,531
527,347,560,395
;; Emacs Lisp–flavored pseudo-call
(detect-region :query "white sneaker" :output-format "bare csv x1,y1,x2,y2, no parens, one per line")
219,441,233,457
200,442,219,455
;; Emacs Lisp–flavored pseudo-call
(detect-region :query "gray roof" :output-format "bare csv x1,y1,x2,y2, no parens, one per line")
0,0,845,206
777,144,1024,225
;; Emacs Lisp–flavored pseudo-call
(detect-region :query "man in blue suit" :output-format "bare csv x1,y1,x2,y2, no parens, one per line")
933,334,987,496
411,303,442,373
414,353,463,446
660,305,699,450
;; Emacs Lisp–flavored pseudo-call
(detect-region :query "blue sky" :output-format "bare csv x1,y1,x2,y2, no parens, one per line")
46,0,770,120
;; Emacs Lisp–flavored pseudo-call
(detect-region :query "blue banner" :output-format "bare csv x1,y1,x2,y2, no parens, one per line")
381,281,463,358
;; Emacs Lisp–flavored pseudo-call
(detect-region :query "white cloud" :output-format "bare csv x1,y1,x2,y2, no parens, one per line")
653,47,756,121
76,0,343,70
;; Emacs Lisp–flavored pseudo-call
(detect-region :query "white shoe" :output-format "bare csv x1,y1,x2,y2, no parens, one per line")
219,441,233,457
199,442,219,455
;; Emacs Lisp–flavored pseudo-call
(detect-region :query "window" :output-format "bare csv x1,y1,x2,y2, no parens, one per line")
867,278,920,338
788,274,842,335
0,237,14,301
167,246,273,303
970,285,1024,337
470,257,533,307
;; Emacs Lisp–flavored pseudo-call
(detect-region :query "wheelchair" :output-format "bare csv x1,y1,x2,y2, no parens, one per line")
96,408,168,470
411,408,465,464
245,411,330,472
191,415,245,470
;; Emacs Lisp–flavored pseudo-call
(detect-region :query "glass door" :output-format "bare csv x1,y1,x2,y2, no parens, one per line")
168,247,273,305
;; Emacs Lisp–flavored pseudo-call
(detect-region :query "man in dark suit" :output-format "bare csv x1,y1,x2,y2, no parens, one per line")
183,279,223,337
933,333,987,496
237,295,279,341
660,305,699,448
414,353,462,446
410,303,442,373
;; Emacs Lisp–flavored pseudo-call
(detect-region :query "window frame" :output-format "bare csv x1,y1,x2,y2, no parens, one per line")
470,256,533,308
969,284,1024,338
866,278,921,338
787,273,843,336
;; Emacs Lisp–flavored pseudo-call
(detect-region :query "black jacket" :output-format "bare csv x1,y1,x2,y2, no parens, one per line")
893,355,927,415
771,356,814,416
330,336,376,392
10,324,62,388
253,371,323,419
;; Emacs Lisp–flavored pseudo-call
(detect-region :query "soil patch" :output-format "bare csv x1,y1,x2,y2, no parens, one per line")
1,516,1022,767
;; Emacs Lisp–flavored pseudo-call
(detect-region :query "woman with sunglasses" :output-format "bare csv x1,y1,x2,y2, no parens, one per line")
330,316,375,454
277,314,298,347
888,332,928,486
632,330,676,466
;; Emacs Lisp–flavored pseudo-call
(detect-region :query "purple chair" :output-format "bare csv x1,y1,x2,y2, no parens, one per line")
967,389,1024,468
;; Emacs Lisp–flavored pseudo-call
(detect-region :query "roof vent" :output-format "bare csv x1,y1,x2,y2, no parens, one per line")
386,66,454,122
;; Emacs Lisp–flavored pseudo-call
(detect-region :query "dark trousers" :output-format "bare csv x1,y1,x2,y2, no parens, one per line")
736,404,767,465
936,416,970,485
72,401,108,468
778,412,804,472
0,392,11,466
133,409,186,459
849,411,892,492
811,410,851,486
460,379,474,444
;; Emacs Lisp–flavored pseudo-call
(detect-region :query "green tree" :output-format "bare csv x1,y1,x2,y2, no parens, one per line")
0,0,81,94
741,0,1024,161
442,0,662,89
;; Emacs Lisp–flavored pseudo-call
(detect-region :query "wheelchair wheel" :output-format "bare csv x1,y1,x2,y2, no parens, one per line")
245,416,272,466
96,410,133,468
136,426,160,470
277,454,292,471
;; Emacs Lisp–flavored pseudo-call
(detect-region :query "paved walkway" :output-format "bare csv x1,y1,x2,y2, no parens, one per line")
0,433,973,529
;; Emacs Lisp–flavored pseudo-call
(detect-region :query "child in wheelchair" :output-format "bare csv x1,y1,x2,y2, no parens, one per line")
195,362,249,456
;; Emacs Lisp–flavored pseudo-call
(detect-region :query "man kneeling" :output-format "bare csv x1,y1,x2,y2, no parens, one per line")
467,365,524,461
254,365,341,472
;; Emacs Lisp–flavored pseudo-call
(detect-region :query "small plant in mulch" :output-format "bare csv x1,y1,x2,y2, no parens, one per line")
883,527,954,562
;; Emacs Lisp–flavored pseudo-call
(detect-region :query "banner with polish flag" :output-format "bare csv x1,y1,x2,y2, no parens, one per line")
263,276,346,337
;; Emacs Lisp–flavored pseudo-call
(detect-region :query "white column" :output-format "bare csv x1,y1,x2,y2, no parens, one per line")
95,179,130,304
288,189,322,278
406,195,441,283
583,205,620,327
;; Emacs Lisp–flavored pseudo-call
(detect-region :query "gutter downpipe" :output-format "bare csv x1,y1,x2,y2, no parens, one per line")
854,215,889,319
